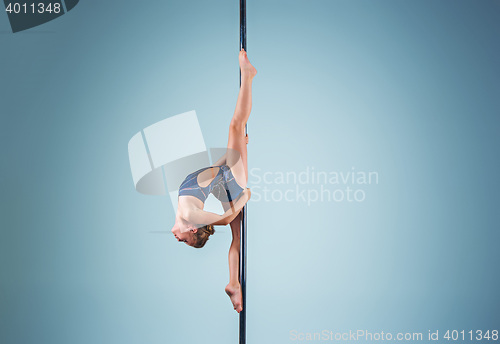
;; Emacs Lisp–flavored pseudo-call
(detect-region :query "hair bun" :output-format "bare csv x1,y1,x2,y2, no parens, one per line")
192,224,215,248
206,224,215,235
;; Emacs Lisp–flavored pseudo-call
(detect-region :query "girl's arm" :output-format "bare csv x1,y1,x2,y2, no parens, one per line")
186,189,251,226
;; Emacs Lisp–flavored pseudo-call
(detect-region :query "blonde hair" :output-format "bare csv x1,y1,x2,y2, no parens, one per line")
192,225,215,248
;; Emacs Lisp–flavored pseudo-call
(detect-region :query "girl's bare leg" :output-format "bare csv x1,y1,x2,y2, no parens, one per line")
226,49,257,187
224,212,243,313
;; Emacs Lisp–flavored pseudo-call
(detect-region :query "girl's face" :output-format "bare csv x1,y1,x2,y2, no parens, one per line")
171,221,196,246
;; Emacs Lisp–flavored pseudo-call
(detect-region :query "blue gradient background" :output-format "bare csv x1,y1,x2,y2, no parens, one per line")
1,1,499,343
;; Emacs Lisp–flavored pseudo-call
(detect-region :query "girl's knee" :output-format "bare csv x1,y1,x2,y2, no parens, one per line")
229,119,245,133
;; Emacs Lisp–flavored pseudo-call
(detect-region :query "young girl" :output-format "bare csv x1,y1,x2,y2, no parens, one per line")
170,49,257,313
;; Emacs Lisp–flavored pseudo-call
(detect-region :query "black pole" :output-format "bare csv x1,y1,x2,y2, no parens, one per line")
239,1,247,344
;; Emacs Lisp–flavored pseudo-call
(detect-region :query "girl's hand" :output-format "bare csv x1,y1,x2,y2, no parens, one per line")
238,188,251,204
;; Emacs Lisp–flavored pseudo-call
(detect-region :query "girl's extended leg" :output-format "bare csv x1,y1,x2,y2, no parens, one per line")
226,49,257,187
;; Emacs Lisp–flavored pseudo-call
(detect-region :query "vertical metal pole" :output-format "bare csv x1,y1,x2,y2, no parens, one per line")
239,1,247,344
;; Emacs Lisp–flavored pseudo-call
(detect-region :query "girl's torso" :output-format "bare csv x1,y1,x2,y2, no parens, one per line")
178,165,244,206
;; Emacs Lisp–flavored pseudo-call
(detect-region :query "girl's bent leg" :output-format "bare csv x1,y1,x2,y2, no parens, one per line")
225,212,243,313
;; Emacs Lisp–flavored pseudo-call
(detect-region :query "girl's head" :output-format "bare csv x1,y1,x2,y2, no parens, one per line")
191,225,215,248
171,221,214,248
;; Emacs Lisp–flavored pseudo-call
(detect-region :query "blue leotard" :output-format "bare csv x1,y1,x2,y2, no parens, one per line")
178,165,244,203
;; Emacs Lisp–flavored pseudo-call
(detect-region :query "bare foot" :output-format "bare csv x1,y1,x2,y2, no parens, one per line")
225,283,243,313
239,49,257,79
